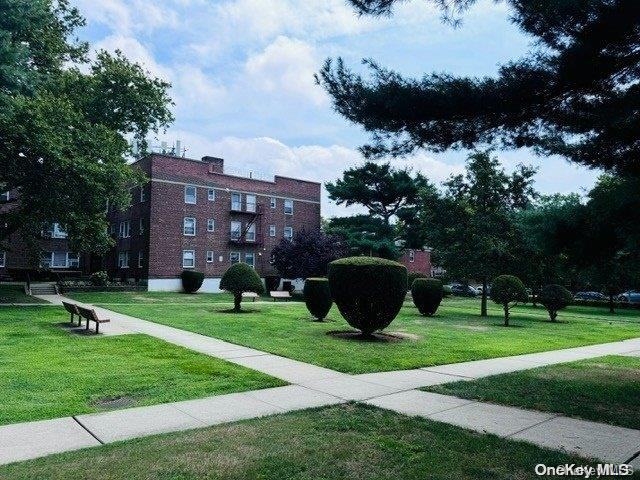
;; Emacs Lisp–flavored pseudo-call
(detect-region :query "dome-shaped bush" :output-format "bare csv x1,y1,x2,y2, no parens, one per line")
411,278,443,316
220,263,264,312
181,270,205,294
490,275,528,326
539,284,573,322
328,257,407,335
407,271,429,290
304,278,332,321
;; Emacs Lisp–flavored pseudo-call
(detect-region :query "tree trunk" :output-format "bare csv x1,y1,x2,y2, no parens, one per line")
234,292,242,312
503,303,509,327
609,294,615,314
550,310,557,322
480,276,488,317
532,285,538,307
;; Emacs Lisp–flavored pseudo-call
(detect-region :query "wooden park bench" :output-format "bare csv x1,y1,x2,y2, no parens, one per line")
77,306,110,334
242,292,259,302
62,301,81,327
270,291,291,302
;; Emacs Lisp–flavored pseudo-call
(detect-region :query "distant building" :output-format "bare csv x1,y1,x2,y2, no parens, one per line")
398,248,432,275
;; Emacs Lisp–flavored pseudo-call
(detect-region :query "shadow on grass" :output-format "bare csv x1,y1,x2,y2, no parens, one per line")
327,330,409,343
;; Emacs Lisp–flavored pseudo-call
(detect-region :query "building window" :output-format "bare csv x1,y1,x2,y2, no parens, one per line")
183,217,196,236
0,251,6,268
118,251,129,268
284,199,293,215
229,252,240,264
206,251,214,263
208,188,215,201
1,191,9,202
284,226,293,240
246,194,256,213
119,221,131,238
207,219,215,232
40,252,77,269
231,192,242,211
138,251,144,268
140,186,146,203
269,225,276,237
246,223,256,242
50,223,68,239
409,250,415,263
245,252,255,268
230,221,242,240
139,218,144,235
182,250,195,268
270,197,276,209
184,185,197,204
68,253,80,268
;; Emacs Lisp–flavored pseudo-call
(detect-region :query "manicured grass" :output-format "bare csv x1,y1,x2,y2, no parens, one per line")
0,284,46,304
425,355,640,430
101,297,640,374
0,307,284,425
0,404,610,479
66,290,302,304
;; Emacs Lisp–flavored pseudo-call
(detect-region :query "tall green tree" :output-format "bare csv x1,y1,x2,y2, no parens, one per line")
317,0,640,174
324,215,400,259
0,0,173,255
419,152,537,316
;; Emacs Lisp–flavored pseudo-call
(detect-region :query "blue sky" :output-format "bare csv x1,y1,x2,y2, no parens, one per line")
72,0,600,216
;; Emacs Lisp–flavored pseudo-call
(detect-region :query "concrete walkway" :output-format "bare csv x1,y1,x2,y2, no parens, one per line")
2,294,640,467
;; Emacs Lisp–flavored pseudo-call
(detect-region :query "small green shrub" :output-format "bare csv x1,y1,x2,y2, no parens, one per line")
181,270,205,294
90,271,109,287
490,275,528,326
220,263,264,312
443,284,453,296
328,257,407,336
303,278,332,321
264,275,281,292
407,271,429,290
411,278,443,316
539,284,573,322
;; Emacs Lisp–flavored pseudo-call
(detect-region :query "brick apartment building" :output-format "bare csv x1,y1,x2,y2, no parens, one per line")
398,248,432,276
105,153,321,292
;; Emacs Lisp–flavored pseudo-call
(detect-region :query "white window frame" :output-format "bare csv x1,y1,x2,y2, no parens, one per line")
51,223,68,239
138,251,144,268
284,226,293,240
269,225,276,237
246,194,256,213
270,197,276,209
284,199,293,215
231,192,242,211
182,250,195,268
409,250,415,263
68,252,79,268
207,219,215,232
139,186,146,203
246,223,256,242
245,252,255,268
230,221,242,240
40,252,77,269
119,221,131,239
118,251,130,269
206,251,214,263
139,218,144,235
0,251,6,268
229,252,240,264
1,191,9,202
208,188,215,201
183,217,196,236
184,185,197,204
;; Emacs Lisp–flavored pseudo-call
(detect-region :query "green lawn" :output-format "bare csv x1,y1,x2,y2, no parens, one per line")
0,284,46,304
0,404,612,480
0,307,284,425
426,355,640,430
99,297,640,374
66,290,302,304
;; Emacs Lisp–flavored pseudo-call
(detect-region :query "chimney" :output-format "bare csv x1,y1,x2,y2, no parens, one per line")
202,156,224,173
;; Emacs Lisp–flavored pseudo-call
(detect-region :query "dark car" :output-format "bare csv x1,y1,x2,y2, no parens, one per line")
618,291,640,303
574,291,607,301
450,284,478,297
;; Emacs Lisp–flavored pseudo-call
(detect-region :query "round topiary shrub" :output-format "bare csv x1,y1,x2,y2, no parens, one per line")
490,275,528,326
303,278,332,321
539,284,573,322
181,270,205,294
411,278,444,316
328,257,407,336
220,263,264,312
407,271,429,290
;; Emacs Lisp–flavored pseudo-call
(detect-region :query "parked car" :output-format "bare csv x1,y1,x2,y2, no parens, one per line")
450,284,478,297
618,291,640,303
574,291,607,301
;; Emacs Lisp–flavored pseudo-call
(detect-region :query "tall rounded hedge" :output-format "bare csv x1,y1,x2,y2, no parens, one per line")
407,271,429,290
328,257,407,336
303,278,332,321
220,263,264,312
181,270,205,293
490,275,528,326
539,284,573,322
411,278,443,316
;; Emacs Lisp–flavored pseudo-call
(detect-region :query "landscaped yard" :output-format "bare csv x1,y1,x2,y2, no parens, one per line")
0,404,609,479
66,290,301,304
99,296,640,374
426,354,640,430
0,307,284,425
0,284,46,304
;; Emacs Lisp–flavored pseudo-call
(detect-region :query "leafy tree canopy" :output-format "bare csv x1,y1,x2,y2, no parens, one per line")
318,0,640,174
0,0,173,254
324,215,401,259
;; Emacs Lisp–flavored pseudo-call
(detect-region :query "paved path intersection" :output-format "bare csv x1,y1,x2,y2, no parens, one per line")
3,295,640,467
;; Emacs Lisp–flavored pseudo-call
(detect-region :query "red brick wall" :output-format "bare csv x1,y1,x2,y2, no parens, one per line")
398,249,432,275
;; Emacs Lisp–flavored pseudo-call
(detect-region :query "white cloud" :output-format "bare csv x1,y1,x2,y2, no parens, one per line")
75,0,179,35
93,35,172,80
